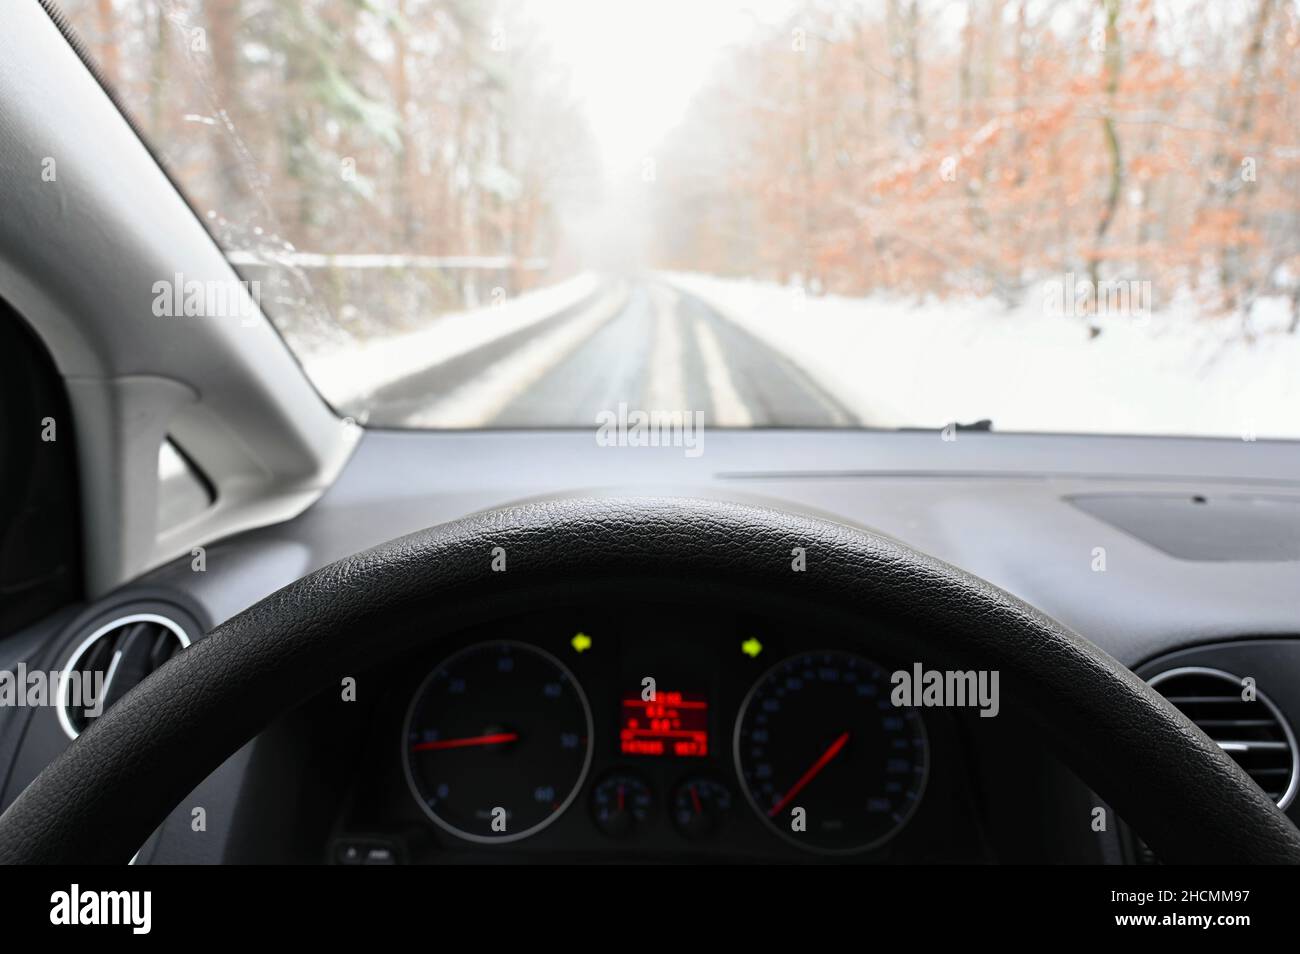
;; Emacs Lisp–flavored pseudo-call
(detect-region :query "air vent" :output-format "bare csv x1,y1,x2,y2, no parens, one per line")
1149,667,1299,809
57,613,191,739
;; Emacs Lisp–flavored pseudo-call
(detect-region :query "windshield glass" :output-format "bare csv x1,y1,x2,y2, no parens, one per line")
57,0,1300,436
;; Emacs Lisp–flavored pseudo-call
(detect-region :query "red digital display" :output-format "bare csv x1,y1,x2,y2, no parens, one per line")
620,691,708,757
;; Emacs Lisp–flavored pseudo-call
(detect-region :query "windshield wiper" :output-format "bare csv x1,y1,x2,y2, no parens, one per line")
899,419,994,433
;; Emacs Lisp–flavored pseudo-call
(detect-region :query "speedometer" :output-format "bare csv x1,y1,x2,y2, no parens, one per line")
734,650,928,853
403,640,593,844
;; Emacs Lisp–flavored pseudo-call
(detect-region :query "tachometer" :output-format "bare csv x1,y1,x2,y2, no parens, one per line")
734,650,927,853
403,640,593,844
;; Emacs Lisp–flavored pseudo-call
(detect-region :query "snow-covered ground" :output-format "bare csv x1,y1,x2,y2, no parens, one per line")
297,267,1299,438
665,272,1300,440
304,272,600,410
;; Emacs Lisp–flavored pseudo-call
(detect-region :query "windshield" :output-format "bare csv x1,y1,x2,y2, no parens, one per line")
57,0,1300,436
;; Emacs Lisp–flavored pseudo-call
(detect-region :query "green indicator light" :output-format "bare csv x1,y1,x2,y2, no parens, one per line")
741,638,763,659
571,632,593,654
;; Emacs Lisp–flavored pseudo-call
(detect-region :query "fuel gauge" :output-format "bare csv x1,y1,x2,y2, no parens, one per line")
672,777,732,839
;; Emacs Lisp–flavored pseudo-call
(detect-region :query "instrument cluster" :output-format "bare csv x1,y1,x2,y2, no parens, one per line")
341,606,978,862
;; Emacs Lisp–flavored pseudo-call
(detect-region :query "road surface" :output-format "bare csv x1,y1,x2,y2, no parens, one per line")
369,278,860,429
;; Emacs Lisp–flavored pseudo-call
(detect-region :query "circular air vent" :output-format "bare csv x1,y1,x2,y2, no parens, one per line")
1149,667,1299,810
57,613,191,740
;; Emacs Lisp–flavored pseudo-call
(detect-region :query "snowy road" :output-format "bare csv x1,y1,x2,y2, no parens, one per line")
379,278,860,429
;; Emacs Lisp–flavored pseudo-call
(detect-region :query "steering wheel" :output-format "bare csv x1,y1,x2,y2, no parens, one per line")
1,497,1297,864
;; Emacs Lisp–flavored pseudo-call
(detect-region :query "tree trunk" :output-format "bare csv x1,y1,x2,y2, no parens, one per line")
392,0,417,247
95,0,119,81
1087,0,1125,337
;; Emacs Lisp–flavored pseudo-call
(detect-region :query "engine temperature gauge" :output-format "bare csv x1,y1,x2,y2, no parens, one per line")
591,773,652,838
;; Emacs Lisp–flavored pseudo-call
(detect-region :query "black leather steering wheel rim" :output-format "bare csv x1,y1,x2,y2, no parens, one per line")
1,496,1297,864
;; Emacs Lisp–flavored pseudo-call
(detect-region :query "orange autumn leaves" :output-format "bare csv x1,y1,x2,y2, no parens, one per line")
655,0,1300,321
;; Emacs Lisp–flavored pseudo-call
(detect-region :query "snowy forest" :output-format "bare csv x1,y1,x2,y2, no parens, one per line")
58,0,1300,347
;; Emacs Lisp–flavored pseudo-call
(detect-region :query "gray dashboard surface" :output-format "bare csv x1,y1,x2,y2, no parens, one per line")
1068,492,1300,561
141,428,1300,667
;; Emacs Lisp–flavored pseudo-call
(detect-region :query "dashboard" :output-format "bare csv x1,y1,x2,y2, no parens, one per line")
3,429,1300,864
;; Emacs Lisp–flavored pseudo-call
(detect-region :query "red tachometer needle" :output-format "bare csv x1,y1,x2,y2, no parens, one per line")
767,731,850,818
411,731,518,752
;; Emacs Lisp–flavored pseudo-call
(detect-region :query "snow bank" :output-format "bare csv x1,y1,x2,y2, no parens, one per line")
664,272,1300,440
304,272,600,410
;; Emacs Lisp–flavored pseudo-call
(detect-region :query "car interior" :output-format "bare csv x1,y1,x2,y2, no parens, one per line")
1,0,1299,872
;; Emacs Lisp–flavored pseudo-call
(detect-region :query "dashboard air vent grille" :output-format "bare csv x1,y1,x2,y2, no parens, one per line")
1149,667,1298,810
57,613,191,739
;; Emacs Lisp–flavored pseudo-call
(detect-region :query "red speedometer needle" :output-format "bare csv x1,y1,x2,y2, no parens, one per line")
767,731,850,818
411,732,518,752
